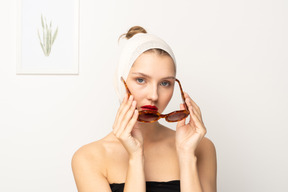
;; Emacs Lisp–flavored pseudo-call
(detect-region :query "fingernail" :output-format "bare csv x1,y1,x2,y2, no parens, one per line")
122,95,127,102
129,95,133,100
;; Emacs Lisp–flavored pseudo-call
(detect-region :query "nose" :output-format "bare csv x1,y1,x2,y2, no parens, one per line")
147,84,158,102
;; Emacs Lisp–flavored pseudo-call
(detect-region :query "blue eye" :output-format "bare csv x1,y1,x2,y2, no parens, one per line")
136,78,145,84
161,81,170,87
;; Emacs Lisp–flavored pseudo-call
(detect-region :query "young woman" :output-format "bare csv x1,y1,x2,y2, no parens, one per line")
72,26,217,192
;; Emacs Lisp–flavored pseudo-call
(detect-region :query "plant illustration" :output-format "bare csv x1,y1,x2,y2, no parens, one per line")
37,14,58,56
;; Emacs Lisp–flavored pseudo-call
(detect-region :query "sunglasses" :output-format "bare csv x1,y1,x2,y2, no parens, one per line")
121,77,190,123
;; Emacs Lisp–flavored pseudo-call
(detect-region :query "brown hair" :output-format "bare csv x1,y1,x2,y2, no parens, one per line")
119,26,170,57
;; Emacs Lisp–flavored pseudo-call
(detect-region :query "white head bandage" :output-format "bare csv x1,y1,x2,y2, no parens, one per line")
114,33,176,103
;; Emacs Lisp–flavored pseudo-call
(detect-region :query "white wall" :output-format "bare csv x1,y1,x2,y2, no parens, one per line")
1,0,287,191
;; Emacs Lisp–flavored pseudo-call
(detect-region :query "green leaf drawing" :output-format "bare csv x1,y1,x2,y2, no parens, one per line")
52,27,58,44
37,14,58,56
41,14,44,28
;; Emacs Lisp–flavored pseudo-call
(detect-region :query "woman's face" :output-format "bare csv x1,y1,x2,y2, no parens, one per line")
126,52,176,114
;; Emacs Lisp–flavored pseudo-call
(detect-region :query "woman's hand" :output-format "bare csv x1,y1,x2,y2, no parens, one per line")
113,94,143,158
176,92,207,156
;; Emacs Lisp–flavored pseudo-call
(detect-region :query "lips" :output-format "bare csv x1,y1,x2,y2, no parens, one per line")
140,105,158,111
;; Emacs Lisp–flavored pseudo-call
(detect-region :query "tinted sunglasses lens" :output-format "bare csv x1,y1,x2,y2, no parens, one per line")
166,112,188,122
138,112,159,122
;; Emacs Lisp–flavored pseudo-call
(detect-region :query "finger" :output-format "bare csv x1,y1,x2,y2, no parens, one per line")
184,93,199,109
115,94,129,120
176,103,186,128
185,97,202,122
126,110,140,138
113,94,128,128
184,92,201,116
117,100,137,137
114,100,135,138
187,101,201,128
113,95,128,132
185,97,202,120
113,95,134,135
184,92,206,135
118,95,134,121
188,104,206,135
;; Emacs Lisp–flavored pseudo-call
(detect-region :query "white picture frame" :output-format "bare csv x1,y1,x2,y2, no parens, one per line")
16,0,79,75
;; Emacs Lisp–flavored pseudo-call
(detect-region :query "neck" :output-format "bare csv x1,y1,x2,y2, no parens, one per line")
136,121,163,142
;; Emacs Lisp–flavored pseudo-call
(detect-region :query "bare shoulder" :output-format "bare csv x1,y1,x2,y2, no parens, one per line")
197,137,216,156
71,136,113,191
196,137,216,163
72,134,118,175
72,140,105,170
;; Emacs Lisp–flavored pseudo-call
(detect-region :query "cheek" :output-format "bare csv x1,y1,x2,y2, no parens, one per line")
167,92,174,103
130,88,145,104
133,95,142,105
160,89,174,105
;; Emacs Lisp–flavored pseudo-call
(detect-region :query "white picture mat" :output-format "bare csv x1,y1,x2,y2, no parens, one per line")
17,0,79,74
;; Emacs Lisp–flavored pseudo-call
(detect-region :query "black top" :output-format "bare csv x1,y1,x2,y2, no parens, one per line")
110,180,180,192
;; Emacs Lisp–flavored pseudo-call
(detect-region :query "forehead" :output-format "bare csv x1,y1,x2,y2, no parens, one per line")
130,52,176,77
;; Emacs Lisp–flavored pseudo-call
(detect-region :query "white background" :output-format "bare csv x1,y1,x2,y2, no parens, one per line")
0,0,287,191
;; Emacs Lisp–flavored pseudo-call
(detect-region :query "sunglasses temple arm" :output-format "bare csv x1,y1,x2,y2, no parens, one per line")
175,79,189,111
121,77,132,96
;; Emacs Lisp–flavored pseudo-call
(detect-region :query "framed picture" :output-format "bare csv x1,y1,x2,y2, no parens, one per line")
16,0,79,75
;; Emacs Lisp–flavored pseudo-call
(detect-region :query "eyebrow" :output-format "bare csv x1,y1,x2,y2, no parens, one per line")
131,72,175,80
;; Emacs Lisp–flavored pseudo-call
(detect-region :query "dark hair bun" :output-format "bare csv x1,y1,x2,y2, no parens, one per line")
119,26,147,40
